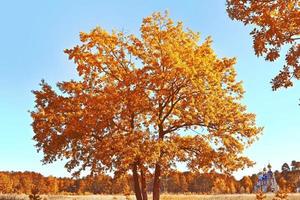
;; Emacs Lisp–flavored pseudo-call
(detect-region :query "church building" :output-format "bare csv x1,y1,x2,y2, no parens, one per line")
254,164,279,193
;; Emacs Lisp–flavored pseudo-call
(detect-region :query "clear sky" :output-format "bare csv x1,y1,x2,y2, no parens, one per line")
0,0,299,180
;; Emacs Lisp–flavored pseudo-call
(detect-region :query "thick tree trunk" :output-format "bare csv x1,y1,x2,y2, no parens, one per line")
153,123,164,200
152,163,161,200
132,163,143,200
140,166,148,200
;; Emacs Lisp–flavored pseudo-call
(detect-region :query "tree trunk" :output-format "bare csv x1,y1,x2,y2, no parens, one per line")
132,163,143,200
153,123,164,200
152,163,161,200
140,166,148,200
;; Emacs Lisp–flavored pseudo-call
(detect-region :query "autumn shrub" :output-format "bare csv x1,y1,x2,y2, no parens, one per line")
124,195,132,200
256,191,266,200
29,187,42,200
272,190,288,200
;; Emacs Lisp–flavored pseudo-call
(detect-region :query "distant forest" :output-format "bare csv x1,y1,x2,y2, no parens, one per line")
0,161,299,195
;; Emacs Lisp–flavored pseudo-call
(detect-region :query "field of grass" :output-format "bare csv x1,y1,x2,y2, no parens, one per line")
1,194,300,200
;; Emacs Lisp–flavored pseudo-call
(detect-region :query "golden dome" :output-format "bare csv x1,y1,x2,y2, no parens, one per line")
267,163,272,169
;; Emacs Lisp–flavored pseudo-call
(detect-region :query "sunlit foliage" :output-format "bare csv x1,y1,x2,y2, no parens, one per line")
227,0,300,90
31,11,262,200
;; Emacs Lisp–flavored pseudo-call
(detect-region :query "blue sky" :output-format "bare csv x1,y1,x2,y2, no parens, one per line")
0,1,299,180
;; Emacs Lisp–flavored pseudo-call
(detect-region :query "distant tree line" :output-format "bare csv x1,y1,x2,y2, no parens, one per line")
0,162,300,195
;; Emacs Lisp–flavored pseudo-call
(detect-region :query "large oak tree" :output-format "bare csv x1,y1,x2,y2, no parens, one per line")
31,12,262,200
227,0,300,90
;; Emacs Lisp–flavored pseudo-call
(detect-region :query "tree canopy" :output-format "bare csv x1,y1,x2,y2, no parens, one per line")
31,12,262,200
227,0,300,90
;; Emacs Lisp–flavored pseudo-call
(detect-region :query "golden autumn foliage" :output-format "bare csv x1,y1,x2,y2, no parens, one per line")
31,12,262,200
2,164,300,195
227,0,300,90
273,190,288,200
256,191,266,200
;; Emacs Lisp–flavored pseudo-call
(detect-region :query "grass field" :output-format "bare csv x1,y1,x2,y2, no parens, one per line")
1,194,300,200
